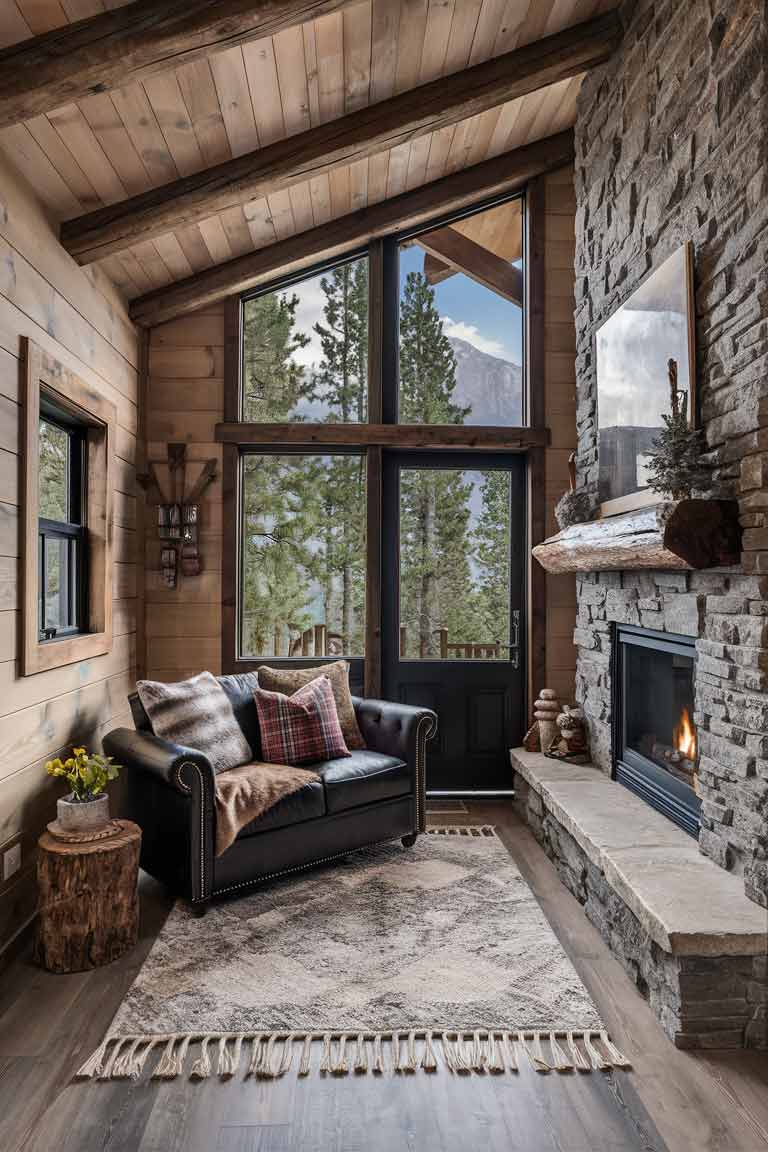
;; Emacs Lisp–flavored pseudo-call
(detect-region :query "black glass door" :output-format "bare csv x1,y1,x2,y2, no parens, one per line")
382,451,526,792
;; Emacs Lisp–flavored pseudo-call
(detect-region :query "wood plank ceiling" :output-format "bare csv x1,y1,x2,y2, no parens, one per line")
0,0,616,303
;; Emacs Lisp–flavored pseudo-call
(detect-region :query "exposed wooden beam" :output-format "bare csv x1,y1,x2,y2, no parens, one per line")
62,12,620,264
416,226,523,304
0,0,353,131
215,423,550,450
130,129,575,325
423,253,455,286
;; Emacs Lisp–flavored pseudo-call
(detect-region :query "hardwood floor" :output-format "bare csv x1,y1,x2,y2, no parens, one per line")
1,802,766,1152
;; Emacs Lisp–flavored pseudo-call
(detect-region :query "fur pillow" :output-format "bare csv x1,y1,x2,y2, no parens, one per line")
137,671,252,774
256,660,365,750
254,675,350,766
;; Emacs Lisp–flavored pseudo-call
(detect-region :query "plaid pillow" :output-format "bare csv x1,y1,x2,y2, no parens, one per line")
254,675,350,766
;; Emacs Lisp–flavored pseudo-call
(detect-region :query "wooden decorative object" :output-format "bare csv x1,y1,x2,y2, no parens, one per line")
532,499,741,575
533,689,560,753
35,820,141,974
523,722,541,752
546,705,590,762
138,443,217,589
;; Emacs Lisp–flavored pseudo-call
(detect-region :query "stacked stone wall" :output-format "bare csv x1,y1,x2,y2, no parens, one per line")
573,0,768,905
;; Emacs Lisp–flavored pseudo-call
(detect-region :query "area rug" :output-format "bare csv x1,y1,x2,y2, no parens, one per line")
76,827,630,1082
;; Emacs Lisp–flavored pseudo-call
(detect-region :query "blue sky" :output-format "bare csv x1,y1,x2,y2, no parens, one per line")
399,245,523,366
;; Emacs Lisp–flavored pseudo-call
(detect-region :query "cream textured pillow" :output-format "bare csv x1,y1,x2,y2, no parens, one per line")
256,660,365,750
137,671,253,773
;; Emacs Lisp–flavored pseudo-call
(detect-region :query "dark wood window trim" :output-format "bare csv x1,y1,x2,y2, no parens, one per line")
221,188,550,701
21,337,116,676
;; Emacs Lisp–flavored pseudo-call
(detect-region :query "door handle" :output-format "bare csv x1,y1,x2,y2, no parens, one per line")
510,609,520,669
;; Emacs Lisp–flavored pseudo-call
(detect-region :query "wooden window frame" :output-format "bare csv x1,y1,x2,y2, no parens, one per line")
21,337,116,676
221,188,549,700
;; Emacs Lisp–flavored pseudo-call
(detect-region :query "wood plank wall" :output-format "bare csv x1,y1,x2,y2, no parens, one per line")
0,152,139,955
145,309,224,681
543,165,578,703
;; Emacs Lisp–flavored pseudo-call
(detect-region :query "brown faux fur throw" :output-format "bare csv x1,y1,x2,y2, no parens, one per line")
214,762,320,857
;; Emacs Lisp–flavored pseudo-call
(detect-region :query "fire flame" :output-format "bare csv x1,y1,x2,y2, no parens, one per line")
674,707,696,760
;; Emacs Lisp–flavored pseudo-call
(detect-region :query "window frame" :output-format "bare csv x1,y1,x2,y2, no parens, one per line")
221,186,545,699
21,338,116,676
38,408,88,641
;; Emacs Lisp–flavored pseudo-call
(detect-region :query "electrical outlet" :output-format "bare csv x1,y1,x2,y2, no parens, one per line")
3,842,21,882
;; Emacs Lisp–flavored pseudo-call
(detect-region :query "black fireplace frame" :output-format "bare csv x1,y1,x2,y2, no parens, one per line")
612,623,701,838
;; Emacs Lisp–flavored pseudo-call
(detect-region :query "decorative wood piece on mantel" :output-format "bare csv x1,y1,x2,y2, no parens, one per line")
532,499,742,574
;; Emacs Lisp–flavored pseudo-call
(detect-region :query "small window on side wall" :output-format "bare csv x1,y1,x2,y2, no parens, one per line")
22,338,116,676
38,408,87,641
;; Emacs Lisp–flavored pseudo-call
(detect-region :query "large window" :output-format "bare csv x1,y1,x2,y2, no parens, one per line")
399,198,524,425
240,453,366,658
38,410,87,640
231,193,527,673
242,256,369,423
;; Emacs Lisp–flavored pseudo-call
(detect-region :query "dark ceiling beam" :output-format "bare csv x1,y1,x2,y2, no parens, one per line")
415,226,523,305
0,0,354,132
62,11,620,264
129,128,575,326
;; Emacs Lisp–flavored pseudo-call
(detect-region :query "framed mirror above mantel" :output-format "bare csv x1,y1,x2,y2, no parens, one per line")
595,242,696,519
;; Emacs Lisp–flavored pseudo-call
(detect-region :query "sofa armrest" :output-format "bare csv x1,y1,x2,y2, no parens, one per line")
353,699,437,833
103,728,215,796
103,728,215,904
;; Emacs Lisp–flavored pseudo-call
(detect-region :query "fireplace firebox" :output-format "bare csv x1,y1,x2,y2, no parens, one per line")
612,624,701,837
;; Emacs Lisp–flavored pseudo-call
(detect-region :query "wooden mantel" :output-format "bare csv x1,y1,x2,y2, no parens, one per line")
532,499,742,574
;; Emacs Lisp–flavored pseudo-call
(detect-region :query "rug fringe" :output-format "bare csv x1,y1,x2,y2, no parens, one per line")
427,825,498,838
73,1029,630,1082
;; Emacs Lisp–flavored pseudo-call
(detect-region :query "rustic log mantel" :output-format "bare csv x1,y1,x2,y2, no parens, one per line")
532,499,741,574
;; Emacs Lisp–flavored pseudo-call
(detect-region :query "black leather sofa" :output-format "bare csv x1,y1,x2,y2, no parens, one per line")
103,675,437,915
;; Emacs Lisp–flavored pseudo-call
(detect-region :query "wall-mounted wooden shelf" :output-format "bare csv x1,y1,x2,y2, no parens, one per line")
532,499,741,574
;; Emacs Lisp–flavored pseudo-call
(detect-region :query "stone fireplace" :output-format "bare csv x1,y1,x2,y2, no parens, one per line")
513,0,768,1050
613,624,699,837
572,0,768,910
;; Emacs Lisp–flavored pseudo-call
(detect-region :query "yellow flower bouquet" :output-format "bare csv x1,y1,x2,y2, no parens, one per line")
46,746,121,803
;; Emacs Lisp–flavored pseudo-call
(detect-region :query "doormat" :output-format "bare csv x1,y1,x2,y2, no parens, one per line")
76,827,629,1082
426,799,469,814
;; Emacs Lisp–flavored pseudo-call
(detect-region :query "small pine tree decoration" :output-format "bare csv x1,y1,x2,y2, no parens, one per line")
646,358,710,500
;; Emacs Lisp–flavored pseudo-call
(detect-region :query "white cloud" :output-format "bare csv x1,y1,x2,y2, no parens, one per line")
280,278,327,369
440,316,510,360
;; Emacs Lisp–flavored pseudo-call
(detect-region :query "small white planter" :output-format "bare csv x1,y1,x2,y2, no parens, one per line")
57,792,110,834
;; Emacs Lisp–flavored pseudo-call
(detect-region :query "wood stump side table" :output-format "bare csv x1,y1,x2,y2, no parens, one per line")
34,819,141,973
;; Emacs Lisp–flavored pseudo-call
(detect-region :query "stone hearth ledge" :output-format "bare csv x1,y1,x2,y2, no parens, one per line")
510,749,767,958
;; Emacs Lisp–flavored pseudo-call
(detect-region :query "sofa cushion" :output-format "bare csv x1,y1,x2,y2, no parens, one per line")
218,671,261,758
136,671,252,774
237,778,326,838
315,749,410,814
255,676,350,766
257,660,365,750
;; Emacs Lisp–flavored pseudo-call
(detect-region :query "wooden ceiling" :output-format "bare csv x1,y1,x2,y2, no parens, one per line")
0,0,618,307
